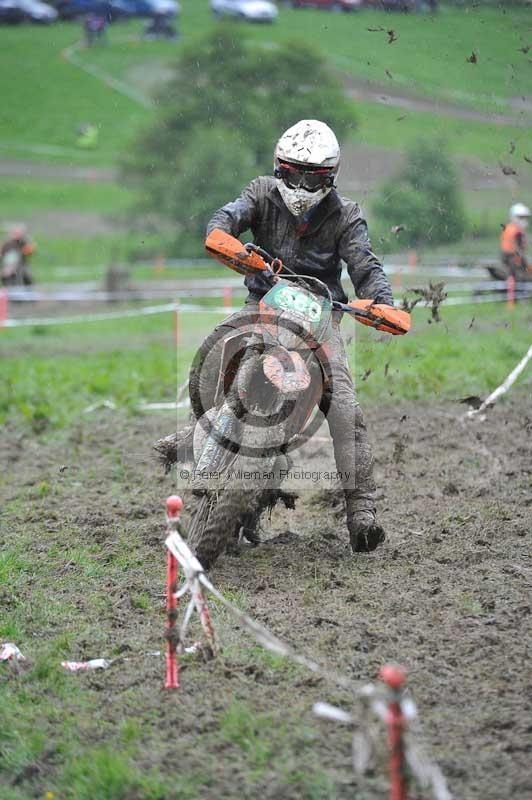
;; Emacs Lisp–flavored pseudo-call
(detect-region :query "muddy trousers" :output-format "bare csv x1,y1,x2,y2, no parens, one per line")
502,253,529,277
189,299,378,519
321,321,377,519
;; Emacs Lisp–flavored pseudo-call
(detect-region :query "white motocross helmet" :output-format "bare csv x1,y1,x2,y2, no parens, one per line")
274,120,340,217
510,202,531,229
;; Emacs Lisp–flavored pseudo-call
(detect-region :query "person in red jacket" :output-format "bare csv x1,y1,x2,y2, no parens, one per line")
500,203,530,276
1,225,36,287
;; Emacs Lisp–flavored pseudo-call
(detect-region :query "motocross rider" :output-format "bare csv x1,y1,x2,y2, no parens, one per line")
500,203,530,276
186,120,395,553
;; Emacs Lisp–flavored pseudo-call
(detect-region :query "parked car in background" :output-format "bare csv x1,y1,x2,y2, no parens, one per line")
18,0,57,20
120,0,179,17
0,0,57,22
211,0,278,23
0,0,25,22
55,0,129,19
288,0,361,10
56,0,178,18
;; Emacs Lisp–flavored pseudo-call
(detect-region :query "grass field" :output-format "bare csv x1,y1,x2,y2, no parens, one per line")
1,4,530,267
2,7,532,799
2,296,531,800
0,178,131,217
2,300,531,432
0,5,529,166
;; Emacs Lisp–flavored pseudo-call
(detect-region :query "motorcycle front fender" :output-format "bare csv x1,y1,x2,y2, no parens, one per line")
262,347,311,394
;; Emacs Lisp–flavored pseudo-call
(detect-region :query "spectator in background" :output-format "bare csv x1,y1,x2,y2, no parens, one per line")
84,11,108,47
1,225,36,287
500,203,530,277
143,12,179,40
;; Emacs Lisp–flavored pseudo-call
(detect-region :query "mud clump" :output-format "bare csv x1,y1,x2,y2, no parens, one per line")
443,481,460,496
401,281,447,322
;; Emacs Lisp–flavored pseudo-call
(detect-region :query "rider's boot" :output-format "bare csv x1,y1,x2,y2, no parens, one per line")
345,496,385,554
153,424,194,472
327,399,386,553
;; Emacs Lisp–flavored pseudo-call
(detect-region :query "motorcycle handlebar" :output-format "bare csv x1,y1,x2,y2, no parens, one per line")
337,299,411,336
204,230,411,335
244,242,275,265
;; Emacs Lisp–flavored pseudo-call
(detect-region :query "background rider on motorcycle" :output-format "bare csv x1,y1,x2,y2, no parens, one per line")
191,119,395,554
500,203,530,276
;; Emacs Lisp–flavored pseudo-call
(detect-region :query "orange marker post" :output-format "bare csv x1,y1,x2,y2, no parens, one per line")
164,495,184,690
507,274,516,310
379,664,408,800
164,549,179,690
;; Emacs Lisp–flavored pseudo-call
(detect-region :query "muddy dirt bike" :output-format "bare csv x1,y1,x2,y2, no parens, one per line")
181,229,411,569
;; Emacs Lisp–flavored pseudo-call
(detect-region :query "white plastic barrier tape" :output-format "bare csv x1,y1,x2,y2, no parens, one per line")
0,642,26,661
313,694,452,800
6,280,530,306
165,529,217,654
5,302,177,327
164,524,451,799
444,291,531,306
165,530,353,688
139,399,191,411
5,291,530,330
6,285,245,303
465,342,532,419
4,303,239,328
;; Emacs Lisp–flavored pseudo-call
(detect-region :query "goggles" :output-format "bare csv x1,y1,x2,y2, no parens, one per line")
275,160,335,193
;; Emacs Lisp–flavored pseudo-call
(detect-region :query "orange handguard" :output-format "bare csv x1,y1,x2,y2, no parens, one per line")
205,229,268,275
348,299,411,335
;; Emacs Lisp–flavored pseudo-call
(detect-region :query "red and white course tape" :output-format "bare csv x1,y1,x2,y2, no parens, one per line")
160,496,452,799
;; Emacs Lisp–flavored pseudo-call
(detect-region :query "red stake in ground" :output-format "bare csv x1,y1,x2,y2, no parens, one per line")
379,664,408,800
164,495,183,689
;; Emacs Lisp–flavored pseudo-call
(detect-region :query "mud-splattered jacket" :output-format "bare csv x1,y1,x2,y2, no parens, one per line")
207,176,393,305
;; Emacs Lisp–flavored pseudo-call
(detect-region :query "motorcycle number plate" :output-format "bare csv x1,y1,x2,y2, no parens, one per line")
263,283,325,323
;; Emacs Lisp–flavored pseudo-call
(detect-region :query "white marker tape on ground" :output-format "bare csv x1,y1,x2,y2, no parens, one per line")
164,526,451,799
466,342,532,418
139,399,191,411
62,40,153,108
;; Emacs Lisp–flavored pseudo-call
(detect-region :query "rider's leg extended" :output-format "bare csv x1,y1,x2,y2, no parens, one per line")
320,324,385,553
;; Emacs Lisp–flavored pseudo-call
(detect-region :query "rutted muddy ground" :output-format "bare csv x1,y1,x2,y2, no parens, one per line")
1,394,531,799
